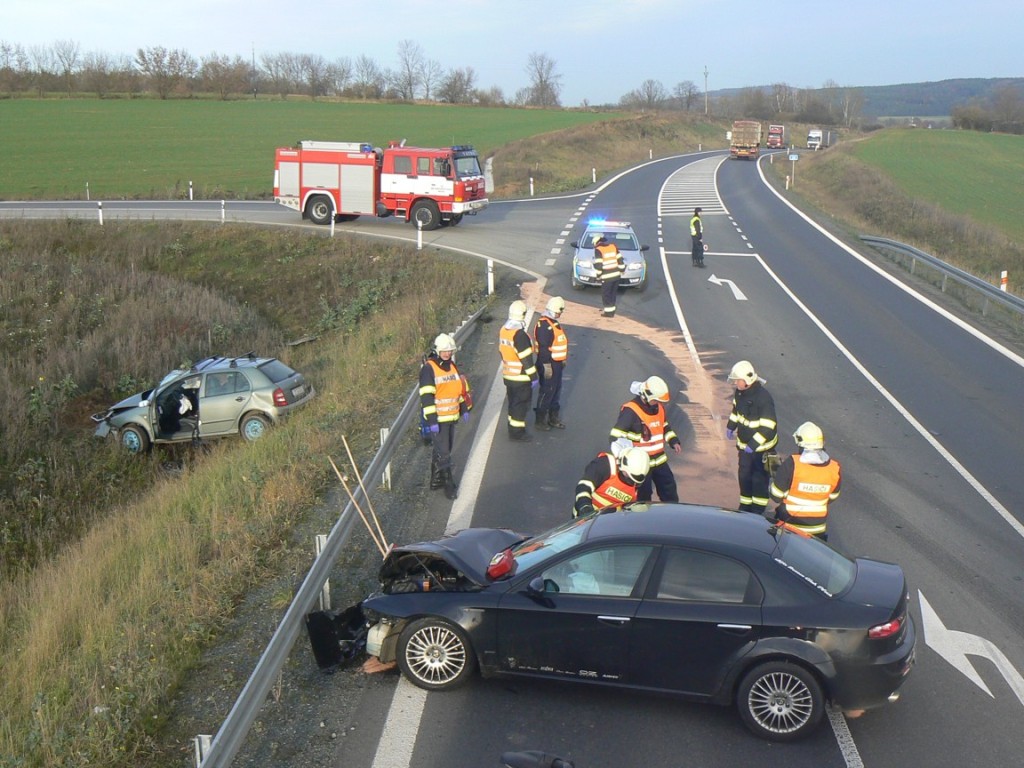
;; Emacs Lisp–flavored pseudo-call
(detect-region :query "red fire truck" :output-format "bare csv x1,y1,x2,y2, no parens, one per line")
273,140,488,230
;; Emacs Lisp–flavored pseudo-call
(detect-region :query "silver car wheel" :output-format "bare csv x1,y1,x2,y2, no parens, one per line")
738,661,823,741
240,413,270,442
398,618,474,690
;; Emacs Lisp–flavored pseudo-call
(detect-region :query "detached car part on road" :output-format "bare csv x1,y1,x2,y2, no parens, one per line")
92,354,315,454
571,220,649,290
307,503,915,742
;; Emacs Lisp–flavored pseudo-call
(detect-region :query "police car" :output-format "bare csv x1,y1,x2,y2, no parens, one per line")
570,219,649,291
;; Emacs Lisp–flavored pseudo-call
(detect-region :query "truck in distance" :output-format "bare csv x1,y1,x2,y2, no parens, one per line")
766,124,785,149
806,129,836,150
729,120,763,159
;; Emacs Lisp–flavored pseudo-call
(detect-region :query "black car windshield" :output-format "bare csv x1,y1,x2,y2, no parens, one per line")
772,529,856,598
510,517,594,573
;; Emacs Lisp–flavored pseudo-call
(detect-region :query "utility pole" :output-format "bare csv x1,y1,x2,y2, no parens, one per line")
704,65,709,115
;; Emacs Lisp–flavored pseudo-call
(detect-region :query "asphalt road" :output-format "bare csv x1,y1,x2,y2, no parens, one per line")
5,153,1023,768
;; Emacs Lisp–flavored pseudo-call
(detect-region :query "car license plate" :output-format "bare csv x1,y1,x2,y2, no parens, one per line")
292,385,305,398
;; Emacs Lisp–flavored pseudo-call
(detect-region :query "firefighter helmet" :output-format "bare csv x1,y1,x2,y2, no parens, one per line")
641,375,670,403
728,360,758,385
793,421,825,451
433,333,457,353
546,296,566,315
508,300,528,322
618,448,651,484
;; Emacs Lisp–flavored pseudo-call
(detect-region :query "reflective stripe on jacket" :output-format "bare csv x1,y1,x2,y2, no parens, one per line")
611,400,676,467
420,359,463,423
575,453,638,516
780,457,841,516
690,215,702,238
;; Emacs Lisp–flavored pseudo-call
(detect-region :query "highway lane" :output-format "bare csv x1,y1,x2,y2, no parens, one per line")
6,158,1024,766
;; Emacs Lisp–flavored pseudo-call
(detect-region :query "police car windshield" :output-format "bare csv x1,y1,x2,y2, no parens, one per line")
591,231,640,251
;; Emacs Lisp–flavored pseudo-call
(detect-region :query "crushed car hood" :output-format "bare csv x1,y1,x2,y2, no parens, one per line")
380,527,526,588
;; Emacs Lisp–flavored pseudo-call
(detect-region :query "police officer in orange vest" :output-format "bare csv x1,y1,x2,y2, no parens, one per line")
573,447,651,518
769,421,842,539
609,376,682,502
499,300,539,442
533,296,568,431
419,333,471,499
594,234,625,317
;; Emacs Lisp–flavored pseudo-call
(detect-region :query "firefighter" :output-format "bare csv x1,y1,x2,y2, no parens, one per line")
690,207,705,267
594,234,625,317
533,295,568,431
419,333,471,499
574,446,651,518
769,422,842,539
499,299,539,442
726,360,778,513
609,375,682,502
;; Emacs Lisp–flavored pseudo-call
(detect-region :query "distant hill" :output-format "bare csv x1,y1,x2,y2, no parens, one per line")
714,77,1024,118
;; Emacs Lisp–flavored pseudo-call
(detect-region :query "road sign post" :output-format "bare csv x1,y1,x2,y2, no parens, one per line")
789,153,799,187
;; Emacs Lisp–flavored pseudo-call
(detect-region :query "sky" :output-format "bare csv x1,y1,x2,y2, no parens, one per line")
1,0,1020,105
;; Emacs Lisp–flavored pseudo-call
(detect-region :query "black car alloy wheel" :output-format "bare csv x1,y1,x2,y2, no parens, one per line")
737,661,824,741
397,617,476,691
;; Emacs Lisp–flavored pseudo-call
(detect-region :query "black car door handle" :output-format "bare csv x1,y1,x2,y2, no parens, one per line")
597,615,631,625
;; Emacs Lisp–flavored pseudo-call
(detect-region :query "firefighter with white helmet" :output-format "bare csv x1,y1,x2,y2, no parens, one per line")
499,299,539,441
594,234,625,317
573,447,652,518
419,332,471,499
609,375,682,502
769,421,842,539
533,296,569,431
726,360,778,513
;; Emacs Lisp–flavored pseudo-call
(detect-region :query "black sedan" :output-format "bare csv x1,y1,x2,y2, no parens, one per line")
308,503,915,742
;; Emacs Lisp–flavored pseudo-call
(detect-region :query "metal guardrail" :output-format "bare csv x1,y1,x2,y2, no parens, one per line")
195,307,487,768
859,235,1024,323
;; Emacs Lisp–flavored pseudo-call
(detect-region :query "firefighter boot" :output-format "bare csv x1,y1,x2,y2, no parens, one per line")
429,457,444,490
535,409,551,431
443,469,458,500
548,409,566,429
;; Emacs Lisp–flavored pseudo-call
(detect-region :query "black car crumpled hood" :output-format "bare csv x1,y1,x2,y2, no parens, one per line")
380,527,526,588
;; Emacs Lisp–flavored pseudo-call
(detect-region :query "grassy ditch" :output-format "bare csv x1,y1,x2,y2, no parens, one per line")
0,220,488,766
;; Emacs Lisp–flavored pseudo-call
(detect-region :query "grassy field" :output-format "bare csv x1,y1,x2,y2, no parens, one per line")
0,99,627,200
848,129,1024,243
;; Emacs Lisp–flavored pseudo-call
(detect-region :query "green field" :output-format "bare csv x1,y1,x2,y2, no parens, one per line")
849,128,1024,244
0,99,625,200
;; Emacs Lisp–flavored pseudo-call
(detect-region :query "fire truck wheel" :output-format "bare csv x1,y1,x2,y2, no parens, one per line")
307,195,335,226
411,200,441,231
449,214,464,227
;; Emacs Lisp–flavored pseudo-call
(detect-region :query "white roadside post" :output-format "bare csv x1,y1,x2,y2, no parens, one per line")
330,214,335,238
220,200,225,223
380,427,392,490
189,180,193,201
592,168,596,183
192,734,211,767
417,218,423,250
529,177,534,196
315,534,331,611
85,182,90,201
97,201,103,226
1000,270,1008,292
487,258,495,295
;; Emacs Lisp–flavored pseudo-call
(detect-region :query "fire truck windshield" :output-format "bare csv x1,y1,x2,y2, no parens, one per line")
454,155,482,178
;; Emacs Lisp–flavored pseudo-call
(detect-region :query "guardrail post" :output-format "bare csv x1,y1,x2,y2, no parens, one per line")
193,734,211,767
330,215,335,238
487,258,495,295
941,274,948,293
220,200,225,224
529,177,534,197
86,181,90,201
314,535,330,611
97,201,103,226
416,219,423,250
380,427,392,491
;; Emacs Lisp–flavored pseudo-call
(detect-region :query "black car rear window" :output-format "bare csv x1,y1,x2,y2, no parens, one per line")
257,359,296,383
773,531,856,598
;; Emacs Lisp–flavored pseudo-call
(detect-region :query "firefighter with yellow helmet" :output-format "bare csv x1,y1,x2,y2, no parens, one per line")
609,375,682,502
499,299,539,441
573,445,651,518
769,421,842,539
726,360,778,513
419,332,471,499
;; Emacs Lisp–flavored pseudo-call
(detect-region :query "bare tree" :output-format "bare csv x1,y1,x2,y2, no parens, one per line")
135,46,178,98
473,84,504,106
438,66,476,104
393,39,423,101
636,79,667,110
326,56,352,96
80,50,113,97
352,54,385,99
769,82,793,113
297,53,329,99
673,80,699,111
0,41,31,94
990,83,1024,129
524,52,561,107
28,44,57,96
839,86,865,128
201,52,250,99
421,58,443,101
261,52,300,98
52,39,80,97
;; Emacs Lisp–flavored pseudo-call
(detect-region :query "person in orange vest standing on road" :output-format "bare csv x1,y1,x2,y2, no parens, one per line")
769,421,842,540
499,300,539,442
594,234,624,317
419,333,471,499
533,296,569,431
609,375,682,502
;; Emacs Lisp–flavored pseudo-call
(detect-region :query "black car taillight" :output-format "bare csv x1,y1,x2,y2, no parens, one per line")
868,616,902,639
273,387,288,406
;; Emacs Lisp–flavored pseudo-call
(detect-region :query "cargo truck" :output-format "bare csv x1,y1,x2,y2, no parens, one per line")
729,120,763,159
766,124,785,149
806,129,836,150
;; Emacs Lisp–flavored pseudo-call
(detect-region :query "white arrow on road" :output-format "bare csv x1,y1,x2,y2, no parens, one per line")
707,273,747,300
919,590,1024,708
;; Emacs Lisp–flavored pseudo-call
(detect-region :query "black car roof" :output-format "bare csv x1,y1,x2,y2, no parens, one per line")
586,503,776,554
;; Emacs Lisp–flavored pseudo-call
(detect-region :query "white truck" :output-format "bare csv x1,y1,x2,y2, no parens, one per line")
806,129,836,150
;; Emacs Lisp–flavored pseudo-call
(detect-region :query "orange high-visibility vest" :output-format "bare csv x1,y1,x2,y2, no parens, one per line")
596,243,622,281
623,401,668,465
534,316,568,362
591,453,639,508
424,359,463,422
499,325,532,381
782,457,841,517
